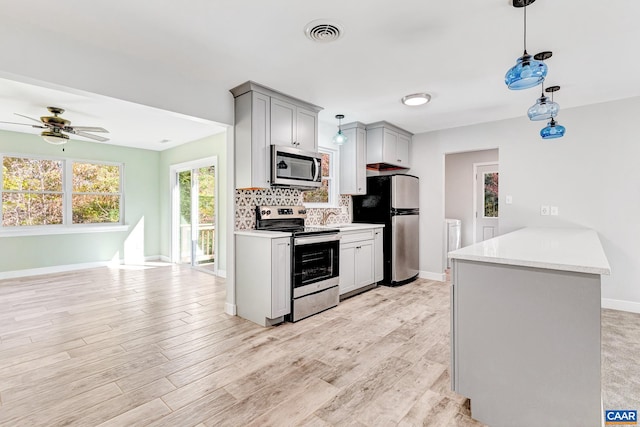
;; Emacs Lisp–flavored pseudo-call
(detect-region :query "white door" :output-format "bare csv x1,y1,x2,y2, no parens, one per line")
474,163,499,243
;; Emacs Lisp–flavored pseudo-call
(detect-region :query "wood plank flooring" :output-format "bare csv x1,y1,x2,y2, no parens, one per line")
0,265,635,426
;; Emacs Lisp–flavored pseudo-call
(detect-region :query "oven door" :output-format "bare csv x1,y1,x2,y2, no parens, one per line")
271,145,322,189
293,234,340,298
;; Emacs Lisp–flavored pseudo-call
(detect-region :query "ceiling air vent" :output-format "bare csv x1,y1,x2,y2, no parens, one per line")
304,20,344,43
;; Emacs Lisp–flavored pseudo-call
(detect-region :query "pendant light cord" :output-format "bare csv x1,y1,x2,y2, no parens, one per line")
523,1,527,52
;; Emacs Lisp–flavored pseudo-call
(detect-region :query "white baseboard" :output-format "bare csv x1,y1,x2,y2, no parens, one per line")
602,298,640,314
0,255,164,280
225,302,237,316
217,269,227,278
0,261,117,280
158,255,171,262
419,270,446,282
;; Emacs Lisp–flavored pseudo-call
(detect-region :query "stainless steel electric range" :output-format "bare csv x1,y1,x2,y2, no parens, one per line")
255,206,340,322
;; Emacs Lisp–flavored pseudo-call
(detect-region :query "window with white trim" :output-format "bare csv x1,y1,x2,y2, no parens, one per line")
302,147,337,207
1,155,123,228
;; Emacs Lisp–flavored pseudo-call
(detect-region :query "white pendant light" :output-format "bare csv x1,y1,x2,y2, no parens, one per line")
332,114,347,145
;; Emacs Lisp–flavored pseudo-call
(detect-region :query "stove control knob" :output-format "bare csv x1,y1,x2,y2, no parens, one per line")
299,209,306,215
266,209,272,215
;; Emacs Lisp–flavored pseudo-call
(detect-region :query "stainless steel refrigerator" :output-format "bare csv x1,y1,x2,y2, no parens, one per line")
352,174,419,286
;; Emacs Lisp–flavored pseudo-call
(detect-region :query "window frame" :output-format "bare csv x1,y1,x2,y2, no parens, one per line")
303,146,338,208
1,152,126,236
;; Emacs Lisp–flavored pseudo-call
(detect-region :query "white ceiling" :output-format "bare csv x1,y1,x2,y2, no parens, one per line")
1,0,639,150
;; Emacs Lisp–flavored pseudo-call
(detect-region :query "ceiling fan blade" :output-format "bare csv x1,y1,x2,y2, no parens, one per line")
0,120,45,128
14,113,44,124
70,126,109,133
73,130,110,142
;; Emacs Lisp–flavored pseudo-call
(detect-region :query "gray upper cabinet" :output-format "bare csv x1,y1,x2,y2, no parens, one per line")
339,121,367,195
271,98,318,152
230,81,322,189
366,121,413,169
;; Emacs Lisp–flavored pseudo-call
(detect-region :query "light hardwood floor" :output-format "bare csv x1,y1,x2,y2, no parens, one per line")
0,265,636,426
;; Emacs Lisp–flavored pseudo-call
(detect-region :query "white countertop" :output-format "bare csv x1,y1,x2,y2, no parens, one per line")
448,227,611,275
234,230,292,238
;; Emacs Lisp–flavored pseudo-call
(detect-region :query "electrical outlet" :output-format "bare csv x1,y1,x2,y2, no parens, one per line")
550,206,559,216
341,205,348,214
541,205,550,216
505,195,513,205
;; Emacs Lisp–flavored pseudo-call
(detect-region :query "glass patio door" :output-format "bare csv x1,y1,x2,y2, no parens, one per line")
176,163,216,269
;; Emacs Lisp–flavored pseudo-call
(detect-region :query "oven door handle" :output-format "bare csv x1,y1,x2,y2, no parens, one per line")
294,234,341,246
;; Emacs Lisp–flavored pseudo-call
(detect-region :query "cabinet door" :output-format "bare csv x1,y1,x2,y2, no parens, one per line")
355,128,367,194
271,238,291,318
354,241,374,288
396,133,411,167
374,229,384,282
296,107,318,152
271,98,296,147
382,129,398,164
339,244,356,295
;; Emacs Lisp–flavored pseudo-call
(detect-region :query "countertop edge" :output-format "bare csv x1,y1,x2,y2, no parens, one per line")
450,253,611,275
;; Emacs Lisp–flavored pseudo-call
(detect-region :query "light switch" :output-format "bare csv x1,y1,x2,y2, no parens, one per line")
505,195,513,205
550,206,559,216
541,205,550,216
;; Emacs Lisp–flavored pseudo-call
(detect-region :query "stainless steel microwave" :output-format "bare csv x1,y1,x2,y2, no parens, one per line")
271,145,322,189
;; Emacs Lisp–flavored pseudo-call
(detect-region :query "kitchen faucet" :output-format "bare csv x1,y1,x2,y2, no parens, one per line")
320,211,337,225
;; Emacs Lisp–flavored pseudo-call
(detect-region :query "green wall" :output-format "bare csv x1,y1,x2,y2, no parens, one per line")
0,129,161,273
158,132,228,273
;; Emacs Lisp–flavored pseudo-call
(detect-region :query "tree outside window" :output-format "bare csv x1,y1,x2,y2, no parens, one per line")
2,155,123,227
303,148,336,207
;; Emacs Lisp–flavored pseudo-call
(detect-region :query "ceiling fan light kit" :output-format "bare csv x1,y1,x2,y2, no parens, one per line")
41,129,69,145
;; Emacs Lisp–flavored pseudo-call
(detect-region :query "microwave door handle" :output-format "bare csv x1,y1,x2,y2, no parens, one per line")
313,158,320,182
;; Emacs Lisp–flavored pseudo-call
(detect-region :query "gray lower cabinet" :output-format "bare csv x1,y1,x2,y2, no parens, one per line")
235,234,291,326
339,227,383,296
451,259,602,427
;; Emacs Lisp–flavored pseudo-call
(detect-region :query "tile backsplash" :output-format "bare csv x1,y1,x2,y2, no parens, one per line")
235,188,351,230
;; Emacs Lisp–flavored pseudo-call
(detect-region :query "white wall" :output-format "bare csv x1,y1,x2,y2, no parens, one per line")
412,96,640,312
445,149,499,247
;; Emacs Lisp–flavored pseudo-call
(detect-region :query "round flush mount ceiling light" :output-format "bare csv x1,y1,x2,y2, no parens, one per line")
401,93,431,106
304,20,344,43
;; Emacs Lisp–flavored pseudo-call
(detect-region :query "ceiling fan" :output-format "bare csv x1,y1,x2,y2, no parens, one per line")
0,106,109,145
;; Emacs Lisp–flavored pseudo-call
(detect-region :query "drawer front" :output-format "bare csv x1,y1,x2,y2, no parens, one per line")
340,229,374,244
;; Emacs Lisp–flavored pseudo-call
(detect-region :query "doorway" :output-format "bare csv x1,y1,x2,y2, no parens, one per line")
171,157,218,273
473,162,499,243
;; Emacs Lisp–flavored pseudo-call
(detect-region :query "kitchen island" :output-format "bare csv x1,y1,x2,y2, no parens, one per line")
449,227,610,427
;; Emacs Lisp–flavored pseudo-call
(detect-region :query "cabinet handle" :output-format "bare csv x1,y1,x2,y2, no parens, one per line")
397,159,402,162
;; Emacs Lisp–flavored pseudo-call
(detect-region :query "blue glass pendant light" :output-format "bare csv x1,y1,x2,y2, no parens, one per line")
332,114,347,145
539,85,565,139
528,80,559,121
505,0,548,90
540,118,566,139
